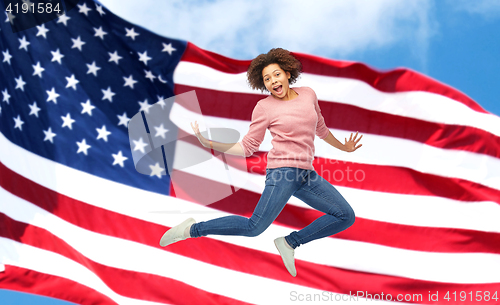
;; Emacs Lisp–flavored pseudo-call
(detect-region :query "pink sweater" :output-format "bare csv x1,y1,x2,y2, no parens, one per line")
238,87,330,170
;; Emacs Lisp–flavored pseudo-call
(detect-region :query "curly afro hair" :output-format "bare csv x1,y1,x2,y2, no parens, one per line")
247,48,302,92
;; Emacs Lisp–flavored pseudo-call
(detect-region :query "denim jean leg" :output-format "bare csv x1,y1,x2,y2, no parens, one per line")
191,167,303,238
285,170,355,248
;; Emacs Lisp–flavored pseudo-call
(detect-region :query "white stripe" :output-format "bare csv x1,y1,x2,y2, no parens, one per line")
1,131,499,235
170,102,500,191
0,189,399,305
174,61,500,137
0,239,168,305
1,185,499,287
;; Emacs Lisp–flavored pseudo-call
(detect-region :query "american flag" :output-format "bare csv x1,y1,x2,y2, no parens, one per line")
1,0,499,304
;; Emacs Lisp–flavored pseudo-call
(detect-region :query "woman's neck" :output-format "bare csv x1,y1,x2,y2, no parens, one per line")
274,87,298,101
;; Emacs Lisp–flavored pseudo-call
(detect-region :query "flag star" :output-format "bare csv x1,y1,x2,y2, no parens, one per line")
46,87,60,104
108,51,122,64
138,99,152,113
96,125,111,142
101,87,115,102
125,27,139,40
36,24,49,38
117,112,130,127
133,137,149,153
154,124,169,139
123,75,137,89
13,115,24,131
65,74,79,90
138,51,152,65
15,75,26,91
95,4,106,16
61,113,75,129
149,162,165,178
19,36,30,51
43,127,56,143
86,61,101,76
81,99,95,116
32,62,45,78
2,49,12,65
162,42,177,55
57,13,70,26
71,36,86,51
76,139,91,155
51,49,64,64
94,26,107,40
157,95,167,108
112,151,128,167
2,88,11,103
144,70,156,82
28,102,41,117
6,12,15,24
77,3,92,16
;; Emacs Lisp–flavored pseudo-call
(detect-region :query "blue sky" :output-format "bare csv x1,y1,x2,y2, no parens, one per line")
1,0,499,304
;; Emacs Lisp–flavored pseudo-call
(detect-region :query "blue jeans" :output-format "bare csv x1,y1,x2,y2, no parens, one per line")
190,167,355,249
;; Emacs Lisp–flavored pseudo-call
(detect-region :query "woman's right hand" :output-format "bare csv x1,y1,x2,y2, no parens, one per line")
190,121,209,147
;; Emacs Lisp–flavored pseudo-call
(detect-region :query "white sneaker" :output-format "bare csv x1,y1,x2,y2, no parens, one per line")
159,218,196,247
274,237,297,277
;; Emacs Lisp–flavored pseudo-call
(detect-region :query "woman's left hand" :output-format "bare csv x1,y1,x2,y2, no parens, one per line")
344,131,363,152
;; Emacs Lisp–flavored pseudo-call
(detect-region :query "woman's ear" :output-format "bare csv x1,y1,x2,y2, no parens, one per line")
286,71,291,80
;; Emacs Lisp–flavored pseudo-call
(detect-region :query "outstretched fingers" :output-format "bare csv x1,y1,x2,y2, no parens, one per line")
347,131,363,152
191,121,199,132
354,134,363,144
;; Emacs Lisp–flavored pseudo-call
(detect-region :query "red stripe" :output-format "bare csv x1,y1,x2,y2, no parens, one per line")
180,43,488,113
211,191,500,255
0,213,254,305
176,130,500,205
173,169,500,255
0,265,115,305
295,51,487,114
174,84,500,159
1,167,499,304
180,42,251,74
312,158,500,204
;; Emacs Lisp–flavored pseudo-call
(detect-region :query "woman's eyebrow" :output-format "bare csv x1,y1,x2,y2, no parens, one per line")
263,69,280,78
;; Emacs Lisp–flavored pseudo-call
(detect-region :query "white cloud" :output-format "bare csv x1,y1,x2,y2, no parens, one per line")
452,0,500,19
98,0,435,65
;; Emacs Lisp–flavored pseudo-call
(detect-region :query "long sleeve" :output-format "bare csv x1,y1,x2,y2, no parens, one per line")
313,90,330,139
238,103,269,157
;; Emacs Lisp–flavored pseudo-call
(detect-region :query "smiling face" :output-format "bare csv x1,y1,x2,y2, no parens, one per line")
262,63,292,100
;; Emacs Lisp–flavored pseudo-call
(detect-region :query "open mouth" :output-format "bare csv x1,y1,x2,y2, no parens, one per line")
273,85,283,95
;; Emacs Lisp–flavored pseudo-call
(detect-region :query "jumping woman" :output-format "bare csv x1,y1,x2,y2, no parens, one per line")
160,48,362,277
